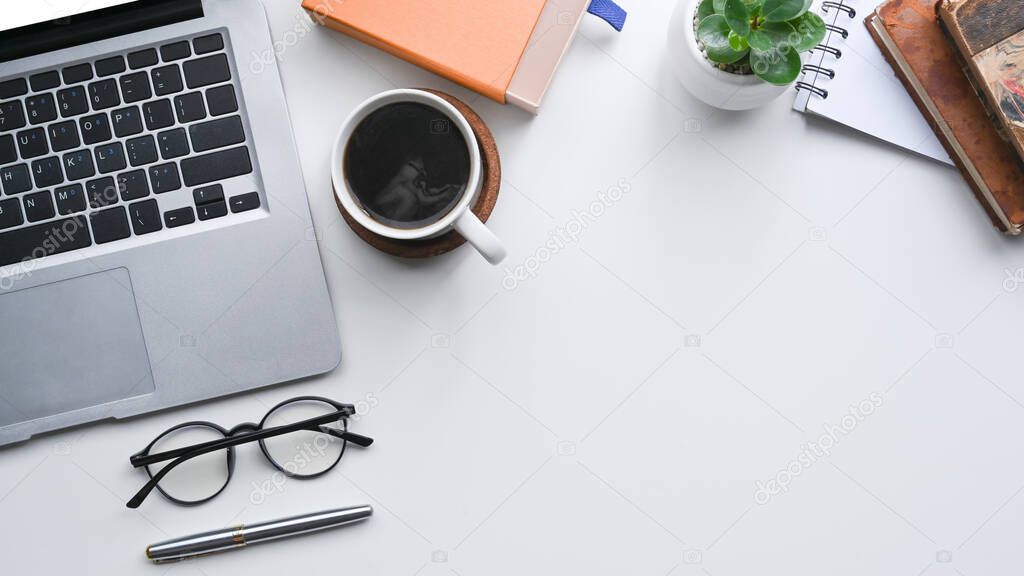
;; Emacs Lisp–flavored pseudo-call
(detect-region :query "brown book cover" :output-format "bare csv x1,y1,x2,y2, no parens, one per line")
866,0,1024,234
938,1,1024,161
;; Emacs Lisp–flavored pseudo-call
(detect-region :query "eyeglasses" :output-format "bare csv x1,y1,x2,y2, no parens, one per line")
127,396,373,508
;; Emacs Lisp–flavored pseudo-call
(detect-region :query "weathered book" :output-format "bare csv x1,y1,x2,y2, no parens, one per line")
866,0,1024,234
938,0,1024,163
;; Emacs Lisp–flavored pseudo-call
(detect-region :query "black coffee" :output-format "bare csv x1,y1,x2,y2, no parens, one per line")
344,102,470,229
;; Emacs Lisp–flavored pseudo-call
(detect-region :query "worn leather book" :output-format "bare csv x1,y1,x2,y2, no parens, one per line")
866,0,1024,234
938,1,1024,163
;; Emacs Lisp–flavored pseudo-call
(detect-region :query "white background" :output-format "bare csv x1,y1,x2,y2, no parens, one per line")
2,0,1024,574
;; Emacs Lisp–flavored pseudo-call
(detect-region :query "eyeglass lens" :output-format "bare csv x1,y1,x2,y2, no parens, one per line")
260,399,347,477
146,424,231,504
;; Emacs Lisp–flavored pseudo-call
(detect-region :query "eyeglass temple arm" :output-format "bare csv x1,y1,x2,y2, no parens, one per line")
320,426,374,447
130,411,349,468
130,423,374,467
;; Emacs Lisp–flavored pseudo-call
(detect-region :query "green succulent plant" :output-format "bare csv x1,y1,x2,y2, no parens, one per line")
695,0,826,85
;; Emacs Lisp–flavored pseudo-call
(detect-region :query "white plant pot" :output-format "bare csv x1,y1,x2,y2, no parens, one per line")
667,0,789,110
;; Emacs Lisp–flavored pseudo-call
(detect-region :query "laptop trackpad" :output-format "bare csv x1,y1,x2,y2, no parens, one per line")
0,268,155,428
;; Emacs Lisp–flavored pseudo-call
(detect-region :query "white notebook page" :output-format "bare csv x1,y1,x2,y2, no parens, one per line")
793,0,952,165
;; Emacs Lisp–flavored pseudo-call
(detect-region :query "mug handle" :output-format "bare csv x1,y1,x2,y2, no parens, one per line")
454,211,506,265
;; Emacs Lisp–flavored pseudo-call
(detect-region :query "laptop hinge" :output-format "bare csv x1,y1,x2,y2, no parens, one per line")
0,1,204,63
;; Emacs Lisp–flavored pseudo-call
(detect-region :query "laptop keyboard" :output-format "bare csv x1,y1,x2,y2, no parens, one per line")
0,31,262,268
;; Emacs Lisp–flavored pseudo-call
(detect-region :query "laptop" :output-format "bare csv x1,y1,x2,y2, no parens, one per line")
0,0,340,446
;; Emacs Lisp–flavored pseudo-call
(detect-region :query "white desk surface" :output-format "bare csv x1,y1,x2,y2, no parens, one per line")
3,1,1024,574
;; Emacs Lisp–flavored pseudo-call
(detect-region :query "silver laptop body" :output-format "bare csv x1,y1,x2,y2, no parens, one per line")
0,0,340,446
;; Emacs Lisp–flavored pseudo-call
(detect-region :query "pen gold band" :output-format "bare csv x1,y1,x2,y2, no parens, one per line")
232,523,246,546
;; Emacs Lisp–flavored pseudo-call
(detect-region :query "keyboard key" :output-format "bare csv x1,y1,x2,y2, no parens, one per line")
0,164,31,195
112,106,143,137
174,92,206,123
80,113,112,144
157,128,189,159
164,206,194,228
0,78,28,100
90,206,130,244
31,156,63,188
128,48,158,69
48,121,80,152
119,72,152,104
55,183,86,215
94,141,127,174
148,162,181,193
17,128,48,158
205,84,237,116
25,93,57,125
118,169,149,200
0,215,91,266
0,134,16,165
95,56,126,77
0,197,24,229
88,79,120,110
62,63,93,84
189,115,244,153
151,64,183,96
184,54,231,89
29,71,60,92
23,190,54,222
62,149,95,181
181,145,251,186
129,198,162,235
126,135,157,166
142,99,173,130
0,100,27,132
86,176,119,208
193,33,224,55
193,184,224,205
197,200,227,221
56,85,89,117
161,41,192,61
229,191,261,213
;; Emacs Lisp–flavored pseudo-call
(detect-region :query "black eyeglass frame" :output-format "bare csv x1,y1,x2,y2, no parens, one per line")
127,396,373,508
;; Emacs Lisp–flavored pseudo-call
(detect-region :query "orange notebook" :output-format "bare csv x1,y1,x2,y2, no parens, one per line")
303,0,593,113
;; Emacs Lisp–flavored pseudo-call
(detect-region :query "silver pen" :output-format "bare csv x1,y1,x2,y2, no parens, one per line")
146,505,373,563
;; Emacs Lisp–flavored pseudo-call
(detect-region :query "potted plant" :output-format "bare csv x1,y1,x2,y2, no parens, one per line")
667,0,826,110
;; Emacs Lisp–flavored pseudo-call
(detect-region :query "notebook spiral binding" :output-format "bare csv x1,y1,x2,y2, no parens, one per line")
794,1,856,101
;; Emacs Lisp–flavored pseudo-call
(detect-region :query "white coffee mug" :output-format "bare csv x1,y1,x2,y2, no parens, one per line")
331,89,507,264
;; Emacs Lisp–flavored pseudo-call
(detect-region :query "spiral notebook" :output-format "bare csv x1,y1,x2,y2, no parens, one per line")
792,0,953,165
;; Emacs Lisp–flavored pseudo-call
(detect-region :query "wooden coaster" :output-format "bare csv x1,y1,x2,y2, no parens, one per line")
335,90,501,259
